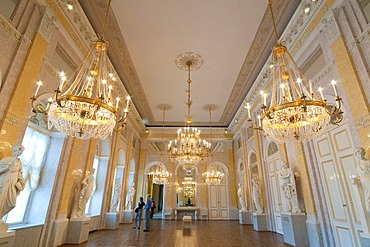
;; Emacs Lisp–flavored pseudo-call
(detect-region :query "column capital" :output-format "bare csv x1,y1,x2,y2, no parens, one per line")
321,9,340,44
38,6,57,43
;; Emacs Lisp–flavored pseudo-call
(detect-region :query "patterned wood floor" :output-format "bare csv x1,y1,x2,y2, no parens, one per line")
62,220,288,247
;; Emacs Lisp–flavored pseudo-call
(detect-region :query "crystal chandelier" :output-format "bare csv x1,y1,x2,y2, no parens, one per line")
30,0,130,139
168,53,211,165
201,104,224,185
246,0,343,143
149,104,172,184
202,164,225,186
150,164,171,185
182,177,196,197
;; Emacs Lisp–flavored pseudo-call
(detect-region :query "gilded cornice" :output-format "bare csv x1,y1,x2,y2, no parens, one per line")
49,0,89,55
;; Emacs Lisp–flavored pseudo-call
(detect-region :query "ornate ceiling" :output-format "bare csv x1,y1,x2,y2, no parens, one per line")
79,0,300,128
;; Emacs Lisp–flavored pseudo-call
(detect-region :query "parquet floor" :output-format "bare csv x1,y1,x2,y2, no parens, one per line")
62,220,288,247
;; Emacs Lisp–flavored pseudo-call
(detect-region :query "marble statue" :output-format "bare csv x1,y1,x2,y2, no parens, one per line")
355,147,370,213
237,183,247,211
252,177,263,213
75,167,95,218
70,169,83,218
0,145,25,231
126,182,136,210
109,178,122,213
279,160,301,213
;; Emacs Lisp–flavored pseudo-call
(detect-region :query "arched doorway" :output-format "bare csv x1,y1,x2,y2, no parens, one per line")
144,161,169,217
207,161,229,220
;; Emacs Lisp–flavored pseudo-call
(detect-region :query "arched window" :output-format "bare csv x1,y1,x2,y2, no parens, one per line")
267,142,279,156
5,126,50,224
85,139,110,216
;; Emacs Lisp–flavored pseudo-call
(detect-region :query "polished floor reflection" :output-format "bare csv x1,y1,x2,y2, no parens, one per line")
62,219,287,247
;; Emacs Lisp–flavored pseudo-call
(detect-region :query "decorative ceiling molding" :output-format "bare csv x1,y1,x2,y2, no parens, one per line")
175,52,204,71
79,0,299,128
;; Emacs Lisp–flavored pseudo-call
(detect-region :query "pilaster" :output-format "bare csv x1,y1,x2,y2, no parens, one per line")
226,140,237,210
322,9,370,148
293,142,315,214
241,128,251,209
254,131,266,212
0,8,56,144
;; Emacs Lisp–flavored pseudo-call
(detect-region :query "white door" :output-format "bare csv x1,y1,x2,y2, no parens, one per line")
267,147,283,234
314,123,363,246
209,184,229,220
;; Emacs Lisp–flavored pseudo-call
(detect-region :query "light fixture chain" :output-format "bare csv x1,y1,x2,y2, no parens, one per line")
101,0,113,38
268,0,280,41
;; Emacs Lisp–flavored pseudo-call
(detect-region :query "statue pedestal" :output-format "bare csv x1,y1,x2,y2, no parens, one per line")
105,212,119,229
0,230,15,247
122,210,134,224
281,213,309,246
253,213,268,231
239,210,252,225
66,217,90,244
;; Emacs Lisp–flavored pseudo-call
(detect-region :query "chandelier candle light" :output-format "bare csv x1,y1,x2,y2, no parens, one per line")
30,0,130,139
201,104,225,185
168,53,211,165
246,0,343,143
202,164,225,186
149,103,172,184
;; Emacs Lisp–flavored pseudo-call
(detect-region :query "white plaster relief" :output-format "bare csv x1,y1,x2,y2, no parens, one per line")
355,114,370,129
321,9,340,45
38,7,57,43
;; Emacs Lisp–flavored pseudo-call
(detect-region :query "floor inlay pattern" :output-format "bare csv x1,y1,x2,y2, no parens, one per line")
62,220,288,247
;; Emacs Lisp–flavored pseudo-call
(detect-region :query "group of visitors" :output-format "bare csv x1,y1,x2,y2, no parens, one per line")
133,194,156,232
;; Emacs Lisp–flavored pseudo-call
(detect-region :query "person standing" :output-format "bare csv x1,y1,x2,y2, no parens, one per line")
133,197,145,229
143,194,152,232
150,200,156,219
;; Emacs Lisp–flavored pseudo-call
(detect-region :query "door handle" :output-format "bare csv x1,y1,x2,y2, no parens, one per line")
342,204,347,207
